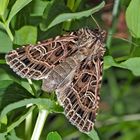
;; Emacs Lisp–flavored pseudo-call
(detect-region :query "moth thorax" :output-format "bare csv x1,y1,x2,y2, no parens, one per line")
73,50,88,62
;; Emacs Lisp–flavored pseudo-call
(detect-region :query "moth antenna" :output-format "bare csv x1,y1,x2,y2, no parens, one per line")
108,33,139,47
91,15,101,30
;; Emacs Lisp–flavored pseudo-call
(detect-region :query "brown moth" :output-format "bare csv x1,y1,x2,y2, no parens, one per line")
5,28,106,132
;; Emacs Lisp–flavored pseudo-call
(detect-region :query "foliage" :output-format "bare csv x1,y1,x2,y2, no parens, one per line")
0,0,140,140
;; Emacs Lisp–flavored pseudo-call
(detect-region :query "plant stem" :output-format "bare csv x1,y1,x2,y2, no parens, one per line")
31,109,49,140
25,80,36,139
25,104,33,140
106,0,120,50
105,0,121,113
67,0,75,11
97,114,140,127
0,20,14,41
62,0,75,31
73,0,82,12
27,79,37,96
5,25,14,41
62,0,81,31
115,56,129,62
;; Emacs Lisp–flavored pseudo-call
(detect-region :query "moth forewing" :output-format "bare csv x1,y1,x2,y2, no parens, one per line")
5,28,106,133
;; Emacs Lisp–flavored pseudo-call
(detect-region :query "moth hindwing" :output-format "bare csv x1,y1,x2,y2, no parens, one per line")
5,28,106,132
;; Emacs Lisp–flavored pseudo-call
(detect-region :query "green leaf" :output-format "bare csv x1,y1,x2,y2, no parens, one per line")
7,130,22,140
104,56,140,76
47,131,62,140
126,0,140,38
0,0,9,18
7,0,33,25
0,133,6,140
0,115,7,125
87,129,100,140
0,82,33,111
120,57,140,76
0,68,12,81
130,37,140,57
0,30,12,53
0,106,35,136
30,0,48,16
0,98,63,121
40,1,105,31
14,26,37,45
40,0,70,31
104,55,118,69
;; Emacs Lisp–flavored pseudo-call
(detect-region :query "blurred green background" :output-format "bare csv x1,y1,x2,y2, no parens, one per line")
0,0,140,140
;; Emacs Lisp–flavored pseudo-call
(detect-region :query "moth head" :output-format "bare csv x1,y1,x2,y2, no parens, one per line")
77,28,106,47
91,28,106,42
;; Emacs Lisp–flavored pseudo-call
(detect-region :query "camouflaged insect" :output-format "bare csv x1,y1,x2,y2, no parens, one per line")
5,28,106,132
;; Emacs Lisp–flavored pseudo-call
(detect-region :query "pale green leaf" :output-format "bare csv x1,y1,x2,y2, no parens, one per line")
0,30,12,53
87,129,100,140
0,115,7,125
120,57,140,76
31,0,48,16
14,26,37,45
0,133,6,140
7,0,32,25
47,131,62,140
126,0,140,38
0,98,63,121
104,55,118,69
0,0,9,17
104,55,140,76
42,1,105,30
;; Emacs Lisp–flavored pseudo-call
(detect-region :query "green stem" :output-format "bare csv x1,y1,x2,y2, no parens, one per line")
106,0,120,50
31,109,49,140
25,104,33,140
62,0,81,31
67,0,75,11
105,0,121,113
25,80,37,139
97,114,140,127
27,79,37,96
5,25,14,41
115,56,129,62
0,17,14,42
0,20,14,41
73,0,82,12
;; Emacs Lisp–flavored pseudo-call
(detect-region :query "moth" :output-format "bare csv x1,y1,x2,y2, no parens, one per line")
5,28,106,132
